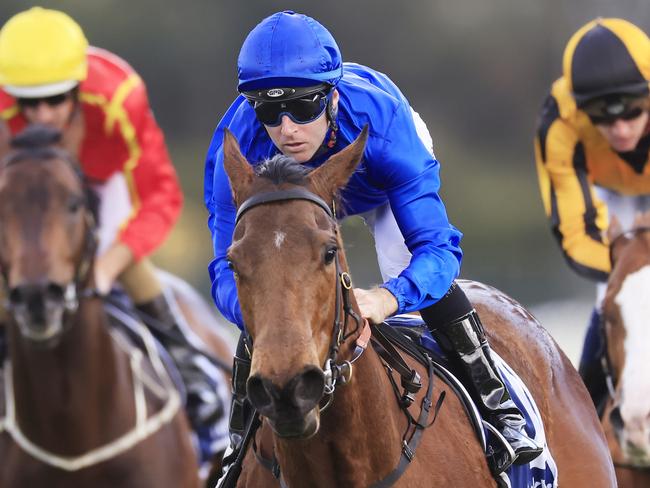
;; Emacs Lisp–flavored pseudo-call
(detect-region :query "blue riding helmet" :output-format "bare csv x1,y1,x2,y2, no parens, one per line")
237,11,343,92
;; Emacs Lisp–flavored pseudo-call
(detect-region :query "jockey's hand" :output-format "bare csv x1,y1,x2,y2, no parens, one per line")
94,242,134,295
353,287,398,325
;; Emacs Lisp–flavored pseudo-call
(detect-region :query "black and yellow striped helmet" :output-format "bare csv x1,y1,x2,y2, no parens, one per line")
562,18,650,107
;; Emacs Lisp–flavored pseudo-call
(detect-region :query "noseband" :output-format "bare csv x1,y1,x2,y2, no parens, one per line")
235,187,371,401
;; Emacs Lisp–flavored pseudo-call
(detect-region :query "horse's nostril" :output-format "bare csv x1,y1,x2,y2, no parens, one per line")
291,366,325,413
46,283,64,301
8,287,23,305
610,406,625,431
247,375,276,412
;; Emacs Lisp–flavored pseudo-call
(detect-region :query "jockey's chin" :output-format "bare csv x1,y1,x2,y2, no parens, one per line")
269,409,320,439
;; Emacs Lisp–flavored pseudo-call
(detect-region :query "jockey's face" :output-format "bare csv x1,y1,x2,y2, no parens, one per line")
595,110,649,152
265,89,339,163
18,91,76,132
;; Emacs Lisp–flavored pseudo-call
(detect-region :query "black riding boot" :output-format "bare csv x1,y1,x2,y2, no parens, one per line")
136,293,222,430
421,283,543,474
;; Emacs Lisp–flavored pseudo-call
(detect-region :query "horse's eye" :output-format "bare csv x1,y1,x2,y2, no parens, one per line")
227,260,238,277
68,197,83,214
324,247,338,265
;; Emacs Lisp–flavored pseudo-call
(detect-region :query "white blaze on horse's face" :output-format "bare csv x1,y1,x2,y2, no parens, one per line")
614,264,650,459
274,230,286,249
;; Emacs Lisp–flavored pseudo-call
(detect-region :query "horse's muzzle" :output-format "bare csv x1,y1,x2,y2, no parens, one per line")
7,282,74,344
247,365,325,438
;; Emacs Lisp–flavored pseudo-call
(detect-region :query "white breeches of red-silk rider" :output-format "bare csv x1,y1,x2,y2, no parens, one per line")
362,107,435,282
595,186,650,306
92,172,133,256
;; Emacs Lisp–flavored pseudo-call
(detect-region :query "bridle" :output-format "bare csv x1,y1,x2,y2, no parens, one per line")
0,147,98,339
234,186,371,402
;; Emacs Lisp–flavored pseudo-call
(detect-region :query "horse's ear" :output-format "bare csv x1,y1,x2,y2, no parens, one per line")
308,125,368,198
607,215,622,242
222,128,255,205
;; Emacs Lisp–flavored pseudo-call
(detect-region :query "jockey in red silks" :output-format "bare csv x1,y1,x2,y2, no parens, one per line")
0,7,219,432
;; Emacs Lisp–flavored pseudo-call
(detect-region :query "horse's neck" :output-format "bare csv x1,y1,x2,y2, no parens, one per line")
275,348,405,486
8,299,134,450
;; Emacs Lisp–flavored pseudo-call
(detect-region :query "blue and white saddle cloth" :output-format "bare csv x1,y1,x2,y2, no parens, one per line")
386,315,558,488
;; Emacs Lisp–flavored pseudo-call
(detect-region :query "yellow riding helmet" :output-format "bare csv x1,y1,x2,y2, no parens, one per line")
0,7,88,98
562,18,650,107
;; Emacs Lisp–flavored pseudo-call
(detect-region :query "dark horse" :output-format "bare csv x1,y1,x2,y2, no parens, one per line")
0,130,231,487
600,212,650,487
221,127,616,487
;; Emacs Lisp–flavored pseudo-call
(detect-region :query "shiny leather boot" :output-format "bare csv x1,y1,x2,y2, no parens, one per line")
427,309,543,473
136,294,223,430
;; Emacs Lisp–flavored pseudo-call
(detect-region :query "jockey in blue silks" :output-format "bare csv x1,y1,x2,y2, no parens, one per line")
204,10,543,476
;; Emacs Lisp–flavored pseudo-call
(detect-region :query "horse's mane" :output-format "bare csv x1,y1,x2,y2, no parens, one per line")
4,125,100,222
255,154,310,185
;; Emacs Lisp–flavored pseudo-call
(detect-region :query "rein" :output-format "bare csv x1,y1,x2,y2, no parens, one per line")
0,303,180,470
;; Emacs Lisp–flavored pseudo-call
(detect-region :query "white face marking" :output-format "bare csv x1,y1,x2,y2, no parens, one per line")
274,230,286,249
614,264,650,454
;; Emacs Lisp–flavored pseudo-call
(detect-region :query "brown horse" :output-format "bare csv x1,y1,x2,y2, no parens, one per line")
221,127,616,487
0,132,231,487
601,212,650,487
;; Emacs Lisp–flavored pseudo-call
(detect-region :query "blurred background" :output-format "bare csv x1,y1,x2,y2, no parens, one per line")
3,0,649,362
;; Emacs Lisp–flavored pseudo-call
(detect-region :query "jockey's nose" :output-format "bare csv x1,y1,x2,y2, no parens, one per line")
279,115,298,134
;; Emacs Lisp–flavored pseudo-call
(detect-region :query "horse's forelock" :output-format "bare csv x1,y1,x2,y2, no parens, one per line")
255,155,310,186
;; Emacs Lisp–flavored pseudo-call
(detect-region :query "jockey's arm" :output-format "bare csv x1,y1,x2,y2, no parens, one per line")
94,241,134,294
535,94,610,281
368,101,462,316
113,77,182,262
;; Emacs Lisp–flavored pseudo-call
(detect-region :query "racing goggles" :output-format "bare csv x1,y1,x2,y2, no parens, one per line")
582,95,648,126
243,84,332,127
17,91,73,109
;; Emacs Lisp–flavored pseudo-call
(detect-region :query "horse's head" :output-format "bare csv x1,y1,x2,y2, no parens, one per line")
603,212,650,465
0,126,96,346
223,127,367,438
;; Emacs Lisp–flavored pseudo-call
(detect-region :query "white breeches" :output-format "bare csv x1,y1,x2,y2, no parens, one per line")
360,107,435,282
91,173,133,256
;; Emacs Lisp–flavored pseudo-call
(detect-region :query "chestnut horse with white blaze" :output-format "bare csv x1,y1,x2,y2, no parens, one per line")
600,212,650,487
222,127,616,487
